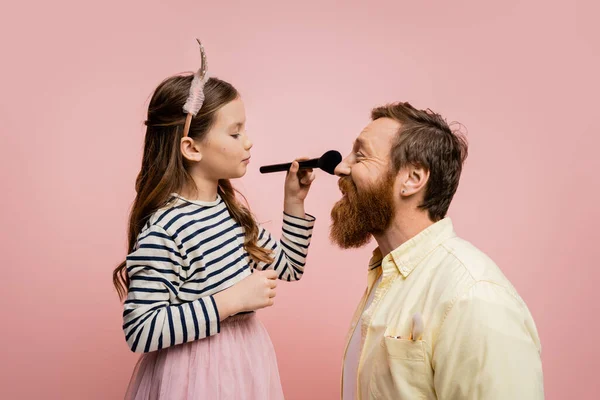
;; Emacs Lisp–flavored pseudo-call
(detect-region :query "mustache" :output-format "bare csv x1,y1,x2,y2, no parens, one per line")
337,176,357,196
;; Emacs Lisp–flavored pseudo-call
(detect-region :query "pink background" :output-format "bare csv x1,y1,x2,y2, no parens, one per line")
1,0,598,398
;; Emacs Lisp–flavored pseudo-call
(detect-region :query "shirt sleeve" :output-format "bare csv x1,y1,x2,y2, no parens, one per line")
432,281,544,400
123,225,220,353
250,212,315,281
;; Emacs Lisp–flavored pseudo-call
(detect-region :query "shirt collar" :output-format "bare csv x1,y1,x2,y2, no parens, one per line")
368,218,456,278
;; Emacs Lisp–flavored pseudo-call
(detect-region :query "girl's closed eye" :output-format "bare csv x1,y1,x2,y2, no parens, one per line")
231,126,245,139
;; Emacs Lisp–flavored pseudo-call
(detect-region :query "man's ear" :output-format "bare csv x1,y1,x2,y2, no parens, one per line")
398,164,429,197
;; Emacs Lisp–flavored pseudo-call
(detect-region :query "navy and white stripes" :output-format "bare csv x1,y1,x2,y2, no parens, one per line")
123,195,315,353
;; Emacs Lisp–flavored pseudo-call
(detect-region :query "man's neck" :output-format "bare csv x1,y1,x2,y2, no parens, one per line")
374,212,434,258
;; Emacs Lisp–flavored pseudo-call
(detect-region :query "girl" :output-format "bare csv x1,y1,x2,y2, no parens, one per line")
113,46,315,399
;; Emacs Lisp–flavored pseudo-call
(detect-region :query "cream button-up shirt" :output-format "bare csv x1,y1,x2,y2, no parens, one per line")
341,218,544,399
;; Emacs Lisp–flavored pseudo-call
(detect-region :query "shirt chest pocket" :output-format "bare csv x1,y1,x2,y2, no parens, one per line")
368,336,435,399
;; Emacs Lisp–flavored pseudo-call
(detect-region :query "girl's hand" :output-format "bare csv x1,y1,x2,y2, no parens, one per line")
213,270,278,319
283,158,316,217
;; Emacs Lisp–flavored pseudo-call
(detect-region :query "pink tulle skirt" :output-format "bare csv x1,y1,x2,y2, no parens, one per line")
125,313,284,400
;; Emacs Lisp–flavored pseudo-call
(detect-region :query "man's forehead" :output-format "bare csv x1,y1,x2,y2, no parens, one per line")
356,118,400,148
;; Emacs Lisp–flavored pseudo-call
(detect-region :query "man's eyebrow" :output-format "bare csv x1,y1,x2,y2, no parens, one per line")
355,137,371,152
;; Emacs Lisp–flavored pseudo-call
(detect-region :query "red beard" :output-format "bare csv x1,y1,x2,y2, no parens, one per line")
330,174,395,249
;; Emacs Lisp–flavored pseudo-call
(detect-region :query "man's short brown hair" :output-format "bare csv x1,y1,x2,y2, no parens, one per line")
371,102,468,221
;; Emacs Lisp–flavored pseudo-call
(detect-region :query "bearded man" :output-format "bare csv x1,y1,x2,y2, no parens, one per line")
331,102,544,400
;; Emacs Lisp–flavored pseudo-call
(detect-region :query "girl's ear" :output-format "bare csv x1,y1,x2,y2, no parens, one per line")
181,137,202,162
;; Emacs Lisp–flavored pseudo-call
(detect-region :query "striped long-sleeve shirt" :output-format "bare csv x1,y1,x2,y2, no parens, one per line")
123,194,315,353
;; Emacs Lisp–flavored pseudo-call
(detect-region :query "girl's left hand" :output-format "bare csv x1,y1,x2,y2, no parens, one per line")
284,158,316,207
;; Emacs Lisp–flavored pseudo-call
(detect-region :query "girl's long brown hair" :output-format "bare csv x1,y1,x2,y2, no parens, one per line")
113,75,273,299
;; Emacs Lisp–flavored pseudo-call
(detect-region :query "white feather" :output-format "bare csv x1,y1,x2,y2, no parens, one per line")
183,73,207,116
183,39,208,117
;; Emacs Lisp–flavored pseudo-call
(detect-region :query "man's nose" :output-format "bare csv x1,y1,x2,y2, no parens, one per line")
334,157,351,176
